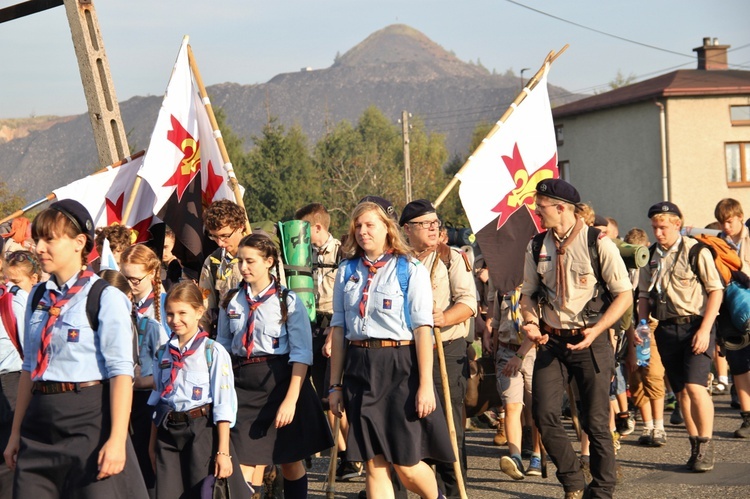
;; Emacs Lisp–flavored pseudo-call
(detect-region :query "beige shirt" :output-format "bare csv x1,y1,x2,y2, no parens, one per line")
491,293,524,345
522,225,632,329
422,247,478,342
725,225,750,278
313,234,341,315
638,236,723,320
199,248,243,333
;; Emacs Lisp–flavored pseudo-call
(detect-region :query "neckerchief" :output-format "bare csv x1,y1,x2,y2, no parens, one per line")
161,329,209,396
359,252,393,318
137,291,155,316
553,218,584,309
243,279,278,358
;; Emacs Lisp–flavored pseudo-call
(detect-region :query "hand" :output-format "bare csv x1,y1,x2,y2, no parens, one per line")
134,364,141,379
274,397,297,428
567,327,599,351
3,433,20,471
523,323,548,346
322,328,333,358
477,268,489,283
329,390,344,418
692,327,711,355
625,347,637,374
631,333,644,347
214,453,233,478
501,356,522,377
97,436,127,480
415,384,436,419
481,328,493,357
432,306,446,328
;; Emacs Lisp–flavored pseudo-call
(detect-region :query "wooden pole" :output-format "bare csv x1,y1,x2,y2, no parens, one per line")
111,149,147,228
433,44,569,208
325,416,341,499
187,43,252,235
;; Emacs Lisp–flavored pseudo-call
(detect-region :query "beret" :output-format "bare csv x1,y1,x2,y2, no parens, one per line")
647,201,682,219
536,179,580,204
49,199,95,251
399,199,436,226
358,196,398,221
593,214,609,227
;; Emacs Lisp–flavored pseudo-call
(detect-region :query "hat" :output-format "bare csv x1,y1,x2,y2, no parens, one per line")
647,201,682,219
593,214,609,227
399,199,436,226
358,196,398,221
49,199,95,251
536,179,580,204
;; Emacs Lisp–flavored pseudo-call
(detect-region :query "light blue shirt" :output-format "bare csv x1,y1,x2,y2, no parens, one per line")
148,332,237,426
139,292,171,336
331,255,434,341
217,283,313,365
136,314,169,378
22,274,134,381
0,286,28,374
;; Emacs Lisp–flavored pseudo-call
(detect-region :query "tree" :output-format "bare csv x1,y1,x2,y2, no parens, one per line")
0,182,26,218
608,69,636,90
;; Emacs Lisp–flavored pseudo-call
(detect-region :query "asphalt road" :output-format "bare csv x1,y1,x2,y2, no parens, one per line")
303,389,750,498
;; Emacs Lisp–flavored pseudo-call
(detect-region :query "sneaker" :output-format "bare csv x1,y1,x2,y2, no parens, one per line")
500,455,525,480
637,428,654,446
526,456,542,476
706,373,714,395
479,409,500,428
713,381,727,394
652,428,667,447
670,405,684,426
616,412,635,436
336,460,363,481
692,437,715,472
665,394,677,411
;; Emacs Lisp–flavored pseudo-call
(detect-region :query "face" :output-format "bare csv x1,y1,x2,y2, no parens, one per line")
651,216,681,248
163,236,175,263
354,209,388,256
404,213,440,251
534,195,563,229
304,220,327,247
34,233,86,279
721,215,744,238
238,246,274,286
120,262,154,298
4,266,39,294
208,225,243,256
165,299,204,339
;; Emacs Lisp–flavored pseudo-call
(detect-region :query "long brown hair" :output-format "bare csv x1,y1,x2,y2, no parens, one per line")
120,244,163,323
165,281,205,315
31,209,90,266
341,202,413,259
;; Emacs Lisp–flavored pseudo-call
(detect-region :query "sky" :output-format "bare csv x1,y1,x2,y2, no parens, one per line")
0,0,748,119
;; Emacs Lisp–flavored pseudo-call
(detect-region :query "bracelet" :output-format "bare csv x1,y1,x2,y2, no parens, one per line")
328,386,343,394
522,320,539,328
216,451,231,458
329,383,343,391
515,352,525,360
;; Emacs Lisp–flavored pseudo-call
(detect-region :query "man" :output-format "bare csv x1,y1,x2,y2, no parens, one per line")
401,199,476,499
520,179,632,499
638,201,722,472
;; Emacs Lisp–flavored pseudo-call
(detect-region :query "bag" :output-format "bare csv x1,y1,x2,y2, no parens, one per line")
690,234,742,286
200,475,232,499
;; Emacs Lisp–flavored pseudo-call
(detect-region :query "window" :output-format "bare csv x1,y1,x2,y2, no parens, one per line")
730,105,750,125
555,124,564,146
558,160,570,182
726,142,750,185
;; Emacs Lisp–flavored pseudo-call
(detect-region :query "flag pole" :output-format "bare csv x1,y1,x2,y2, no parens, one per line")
433,44,568,208
187,43,253,235
0,150,145,226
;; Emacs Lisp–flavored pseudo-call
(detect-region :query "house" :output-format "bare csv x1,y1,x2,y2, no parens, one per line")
552,38,750,234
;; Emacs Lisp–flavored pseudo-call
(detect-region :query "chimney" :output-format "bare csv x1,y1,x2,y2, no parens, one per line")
693,37,730,70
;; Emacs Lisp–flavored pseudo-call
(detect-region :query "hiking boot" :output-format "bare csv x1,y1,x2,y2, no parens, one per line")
615,411,635,436
637,428,653,446
336,460,363,480
493,418,507,446
692,437,715,472
521,424,533,458
686,436,699,470
665,394,677,411
652,428,667,447
526,456,542,476
735,411,750,438
670,404,684,425
499,455,525,480
565,489,584,499
263,465,283,499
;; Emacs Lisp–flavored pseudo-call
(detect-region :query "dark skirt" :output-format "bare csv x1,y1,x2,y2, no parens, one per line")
344,344,455,466
14,383,147,499
232,355,333,465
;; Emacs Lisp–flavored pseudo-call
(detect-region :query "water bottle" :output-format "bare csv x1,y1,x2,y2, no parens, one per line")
635,319,651,367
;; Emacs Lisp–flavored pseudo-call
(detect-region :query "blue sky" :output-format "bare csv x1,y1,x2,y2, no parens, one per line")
0,0,748,119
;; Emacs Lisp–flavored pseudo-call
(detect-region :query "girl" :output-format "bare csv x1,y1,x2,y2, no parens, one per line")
121,244,170,334
3,199,147,498
148,281,247,499
217,233,332,498
328,201,453,499
4,251,40,294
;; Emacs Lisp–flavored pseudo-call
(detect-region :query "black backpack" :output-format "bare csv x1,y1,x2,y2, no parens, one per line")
30,279,109,331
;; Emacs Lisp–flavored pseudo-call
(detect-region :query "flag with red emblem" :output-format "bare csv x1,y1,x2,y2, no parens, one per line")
457,65,558,295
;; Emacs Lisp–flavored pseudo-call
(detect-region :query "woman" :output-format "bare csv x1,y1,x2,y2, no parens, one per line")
328,200,453,499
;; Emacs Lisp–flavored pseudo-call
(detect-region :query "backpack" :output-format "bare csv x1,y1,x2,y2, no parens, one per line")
0,284,22,358
30,279,109,332
648,234,743,288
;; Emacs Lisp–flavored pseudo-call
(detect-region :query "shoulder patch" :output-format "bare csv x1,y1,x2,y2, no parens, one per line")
598,232,607,240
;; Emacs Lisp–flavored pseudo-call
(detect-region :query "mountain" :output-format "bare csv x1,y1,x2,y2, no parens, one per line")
0,24,582,203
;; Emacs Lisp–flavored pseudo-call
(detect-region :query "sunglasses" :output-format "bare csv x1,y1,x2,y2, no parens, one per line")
6,251,40,274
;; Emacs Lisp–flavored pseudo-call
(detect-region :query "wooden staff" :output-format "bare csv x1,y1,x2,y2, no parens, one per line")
429,255,468,499
433,44,568,209
325,416,341,499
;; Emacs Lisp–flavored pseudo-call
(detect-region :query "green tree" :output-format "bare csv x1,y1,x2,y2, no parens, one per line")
0,182,26,219
607,69,636,90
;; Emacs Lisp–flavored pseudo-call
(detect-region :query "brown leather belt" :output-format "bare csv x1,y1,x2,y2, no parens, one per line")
232,355,273,369
541,322,582,337
498,341,521,352
32,380,102,395
167,404,211,423
349,339,415,348
660,315,701,326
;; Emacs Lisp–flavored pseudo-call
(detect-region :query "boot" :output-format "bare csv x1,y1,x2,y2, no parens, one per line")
735,411,750,438
686,436,699,470
692,437,715,472
493,414,507,446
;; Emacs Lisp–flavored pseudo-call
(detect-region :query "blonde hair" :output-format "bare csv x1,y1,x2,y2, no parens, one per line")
650,213,682,225
120,244,162,322
341,202,413,259
575,202,595,226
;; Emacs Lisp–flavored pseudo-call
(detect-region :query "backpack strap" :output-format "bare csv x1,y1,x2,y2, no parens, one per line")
86,279,109,332
587,227,614,309
687,240,713,289
396,256,412,331
30,282,47,314
0,284,22,358
205,338,214,370
531,231,547,265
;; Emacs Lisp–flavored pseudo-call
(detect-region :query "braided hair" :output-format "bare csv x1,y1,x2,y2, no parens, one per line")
120,244,163,323
237,233,289,324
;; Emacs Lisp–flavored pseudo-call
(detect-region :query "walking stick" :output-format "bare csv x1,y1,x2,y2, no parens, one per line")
540,443,548,478
325,416,341,499
566,381,582,441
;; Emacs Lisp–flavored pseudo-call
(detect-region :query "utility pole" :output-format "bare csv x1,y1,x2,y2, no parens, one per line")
64,0,129,166
400,110,412,203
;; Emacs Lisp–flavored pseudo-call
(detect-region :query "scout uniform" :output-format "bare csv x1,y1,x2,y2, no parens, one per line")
199,248,243,335
720,225,750,386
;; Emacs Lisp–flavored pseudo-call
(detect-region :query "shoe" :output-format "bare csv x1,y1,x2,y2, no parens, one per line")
358,490,367,499
611,430,621,454
565,490,585,499
731,384,740,409
713,381,727,394
479,409,500,428
670,405,684,425
735,411,750,438
637,428,654,446
665,394,677,411
263,465,283,499
521,425,533,458
615,411,635,436
652,428,667,447
526,456,542,476
692,437,715,472
499,455,525,480
336,460,363,481
465,417,480,431
706,373,714,395
493,420,508,446
579,455,592,483
686,436,699,470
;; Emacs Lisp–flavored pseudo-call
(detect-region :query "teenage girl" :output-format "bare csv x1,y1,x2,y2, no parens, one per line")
148,281,248,499
3,199,146,498
217,233,333,498
121,244,170,334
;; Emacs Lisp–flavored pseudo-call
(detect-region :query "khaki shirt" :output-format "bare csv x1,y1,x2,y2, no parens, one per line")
313,234,341,315
422,247,477,342
491,293,524,345
725,225,750,278
522,225,632,329
638,236,723,320
199,248,243,333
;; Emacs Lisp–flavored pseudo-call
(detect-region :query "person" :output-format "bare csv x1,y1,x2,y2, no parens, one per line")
121,244,169,335
199,200,248,336
3,251,40,294
328,199,454,499
400,199,476,498
714,198,750,438
161,226,183,292
520,179,632,499
638,201,722,472
217,233,332,498
94,225,132,269
148,281,248,499
3,199,147,498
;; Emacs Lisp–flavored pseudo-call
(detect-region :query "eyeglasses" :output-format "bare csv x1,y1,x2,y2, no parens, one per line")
535,203,561,210
6,251,40,274
408,220,442,230
208,227,239,242
123,274,150,286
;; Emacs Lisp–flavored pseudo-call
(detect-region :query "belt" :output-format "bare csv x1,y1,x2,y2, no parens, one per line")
349,339,415,348
232,355,273,369
498,341,521,352
32,380,102,395
167,404,211,423
660,315,701,325
541,322,582,337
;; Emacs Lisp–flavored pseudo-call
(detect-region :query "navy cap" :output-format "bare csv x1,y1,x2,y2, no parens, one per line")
358,196,398,221
536,179,580,204
647,201,682,219
49,199,95,251
593,214,609,227
399,199,436,226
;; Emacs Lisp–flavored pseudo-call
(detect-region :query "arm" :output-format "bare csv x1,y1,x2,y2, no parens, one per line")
3,370,32,471
414,325,436,418
569,290,632,351
501,336,534,376
97,374,132,479
693,289,722,355
275,362,307,428
520,293,545,345
328,326,346,418
624,324,638,373
213,421,232,478
433,251,477,328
